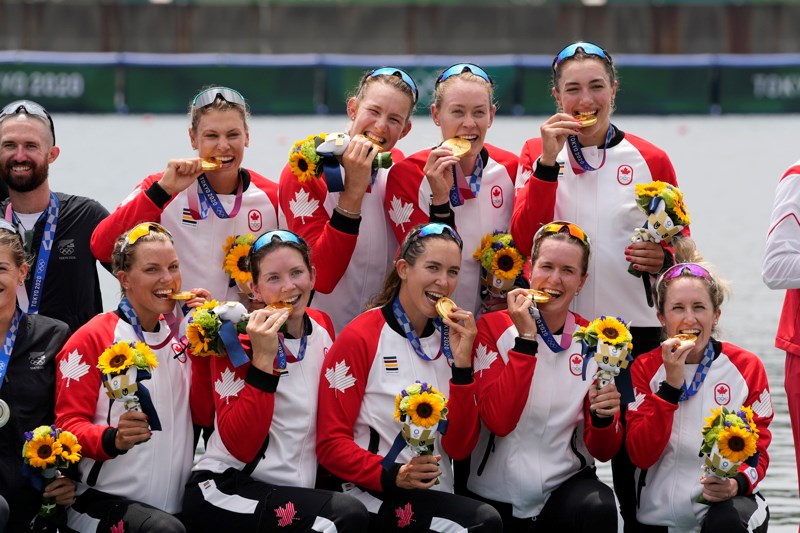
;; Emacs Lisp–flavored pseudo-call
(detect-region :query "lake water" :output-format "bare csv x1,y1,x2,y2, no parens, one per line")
50,113,799,530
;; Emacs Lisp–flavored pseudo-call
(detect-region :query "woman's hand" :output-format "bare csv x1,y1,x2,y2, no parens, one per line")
506,288,538,339
625,241,665,275
539,112,581,166
700,476,738,502
184,288,211,310
588,382,621,418
424,145,461,205
395,454,442,490
43,473,77,506
442,306,476,369
158,158,205,196
660,337,694,390
339,135,378,215
114,410,152,451
246,307,289,373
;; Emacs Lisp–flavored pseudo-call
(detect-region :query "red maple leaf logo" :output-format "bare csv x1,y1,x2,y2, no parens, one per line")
492,188,501,196
275,501,298,527
717,385,728,395
250,211,260,221
571,355,582,365
620,166,631,175
395,502,415,528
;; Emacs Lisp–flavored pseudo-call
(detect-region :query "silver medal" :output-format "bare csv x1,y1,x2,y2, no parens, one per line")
0,398,9,428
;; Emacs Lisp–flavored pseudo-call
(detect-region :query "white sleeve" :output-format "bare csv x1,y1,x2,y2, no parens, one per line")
763,168,800,289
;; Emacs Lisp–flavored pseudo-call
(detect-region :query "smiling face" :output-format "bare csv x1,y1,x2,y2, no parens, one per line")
251,245,316,322
347,79,413,151
657,277,720,359
530,238,587,318
116,240,181,329
397,238,462,328
0,115,59,193
552,57,618,143
189,108,249,183
431,77,495,160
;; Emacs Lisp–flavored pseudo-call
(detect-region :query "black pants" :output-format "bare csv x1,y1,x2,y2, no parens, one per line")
369,488,502,533
70,489,185,533
638,493,769,533
183,469,368,532
613,326,661,533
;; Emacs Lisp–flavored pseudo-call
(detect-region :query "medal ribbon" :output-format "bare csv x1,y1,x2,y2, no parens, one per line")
679,341,715,402
275,329,309,370
448,156,484,207
0,308,21,393
391,296,453,363
533,311,576,353
118,297,178,350
6,192,59,314
566,125,614,174
187,174,244,220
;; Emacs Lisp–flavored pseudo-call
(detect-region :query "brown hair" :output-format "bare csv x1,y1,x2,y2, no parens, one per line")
188,85,250,131
247,234,313,285
552,48,618,93
0,229,28,269
353,72,416,121
111,224,175,276
531,228,590,276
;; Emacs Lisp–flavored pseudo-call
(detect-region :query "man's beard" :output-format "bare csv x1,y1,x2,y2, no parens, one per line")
0,159,49,193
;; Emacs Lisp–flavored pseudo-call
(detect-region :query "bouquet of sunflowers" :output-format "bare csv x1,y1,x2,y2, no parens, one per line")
22,425,81,518
473,231,526,297
697,405,760,504
573,316,633,390
97,340,161,430
185,300,250,367
288,132,392,191
222,234,255,298
629,181,690,277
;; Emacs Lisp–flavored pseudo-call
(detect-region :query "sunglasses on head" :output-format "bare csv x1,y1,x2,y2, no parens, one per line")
362,67,419,104
192,87,247,109
119,222,172,270
552,42,613,71
535,221,591,248
399,223,463,259
0,219,19,236
252,230,308,254
436,63,494,87
0,100,56,144
659,263,715,284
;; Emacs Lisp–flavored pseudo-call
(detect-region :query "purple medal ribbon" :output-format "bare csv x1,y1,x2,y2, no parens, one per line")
566,125,614,173
533,311,576,353
187,174,244,220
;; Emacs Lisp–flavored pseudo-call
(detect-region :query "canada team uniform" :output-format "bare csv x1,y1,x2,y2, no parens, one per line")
762,159,800,496
467,310,622,519
91,169,279,302
183,309,356,530
511,129,680,329
54,311,193,531
316,306,487,528
385,146,517,316
626,341,773,531
279,152,402,333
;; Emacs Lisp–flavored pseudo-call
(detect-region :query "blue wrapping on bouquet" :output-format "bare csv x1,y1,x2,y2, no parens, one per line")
102,367,162,431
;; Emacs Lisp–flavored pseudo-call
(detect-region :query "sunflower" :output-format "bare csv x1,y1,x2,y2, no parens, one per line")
703,407,722,429
717,425,758,463
57,431,82,464
97,342,135,374
491,247,525,280
407,391,446,428
222,235,237,253
186,322,218,356
289,151,318,183
223,244,253,284
671,194,691,226
133,342,159,369
740,406,759,434
634,181,667,198
24,433,63,468
594,317,632,347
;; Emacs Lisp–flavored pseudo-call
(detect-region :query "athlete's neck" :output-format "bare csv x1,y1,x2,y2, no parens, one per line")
540,308,567,334
205,170,240,195
8,185,51,214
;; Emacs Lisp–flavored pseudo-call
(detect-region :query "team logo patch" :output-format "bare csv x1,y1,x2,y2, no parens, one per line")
248,209,263,232
182,208,198,227
384,355,399,374
569,353,584,377
490,185,504,208
172,342,188,363
714,382,731,405
617,165,634,185
57,239,75,258
29,352,46,370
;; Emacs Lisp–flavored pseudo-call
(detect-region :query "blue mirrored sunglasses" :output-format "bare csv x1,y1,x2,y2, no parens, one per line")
192,86,246,109
436,63,494,87
399,223,463,259
252,230,307,253
552,42,612,71
364,67,419,104
0,100,56,144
